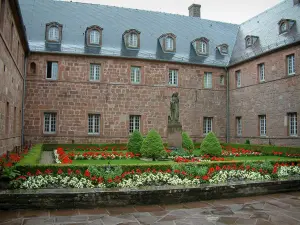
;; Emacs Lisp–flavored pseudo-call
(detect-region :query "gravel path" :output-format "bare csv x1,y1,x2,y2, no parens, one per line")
39,151,54,164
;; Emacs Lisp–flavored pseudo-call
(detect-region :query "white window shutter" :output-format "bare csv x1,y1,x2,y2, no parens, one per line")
52,62,58,80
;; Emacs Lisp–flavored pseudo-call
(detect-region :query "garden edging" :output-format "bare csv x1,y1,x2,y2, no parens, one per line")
1,178,299,210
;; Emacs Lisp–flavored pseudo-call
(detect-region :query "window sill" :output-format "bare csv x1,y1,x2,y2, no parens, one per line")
131,82,141,85
259,80,266,83
43,133,57,136
88,133,100,136
287,73,296,76
89,80,100,83
168,84,178,87
46,78,58,81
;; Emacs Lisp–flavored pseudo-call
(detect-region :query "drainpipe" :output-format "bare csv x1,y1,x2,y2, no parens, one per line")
225,67,230,143
21,55,28,147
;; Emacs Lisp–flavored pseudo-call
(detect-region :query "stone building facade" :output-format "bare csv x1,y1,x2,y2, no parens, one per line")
0,0,28,154
1,0,300,154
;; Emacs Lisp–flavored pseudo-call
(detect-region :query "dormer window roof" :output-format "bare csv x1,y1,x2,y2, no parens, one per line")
85,25,103,47
191,37,209,56
45,22,63,43
123,29,141,49
217,44,228,55
278,19,296,34
158,33,176,53
245,35,258,48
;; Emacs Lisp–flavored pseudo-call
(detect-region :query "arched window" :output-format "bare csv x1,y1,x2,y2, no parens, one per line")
246,37,252,47
280,22,287,33
48,26,59,41
165,37,174,51
128,33,138,48
90,30,100,44
30,62,36,74
199,41,207,54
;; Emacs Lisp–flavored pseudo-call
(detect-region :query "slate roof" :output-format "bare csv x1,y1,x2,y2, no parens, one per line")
18,0,300,67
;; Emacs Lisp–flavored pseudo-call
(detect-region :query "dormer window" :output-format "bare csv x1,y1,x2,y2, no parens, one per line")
278,19,296,34
159,33,176,53
245,35,258,48
217,44,228,55
85,25,103,47
45,22,63,43
123,29,141,49
192,37,209,56
129,33,138,48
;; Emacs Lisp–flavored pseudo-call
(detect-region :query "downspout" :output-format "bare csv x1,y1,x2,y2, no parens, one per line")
21,55,28,147
225,67,230,143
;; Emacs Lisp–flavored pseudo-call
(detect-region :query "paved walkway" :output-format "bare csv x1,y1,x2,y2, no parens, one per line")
0,192,300,225
39,151,54,164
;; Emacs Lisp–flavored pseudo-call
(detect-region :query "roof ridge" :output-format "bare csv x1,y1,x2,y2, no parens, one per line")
53,0,239,25
240,0,288,25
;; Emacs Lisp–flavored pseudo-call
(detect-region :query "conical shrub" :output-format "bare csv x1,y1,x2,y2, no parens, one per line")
182,132,194,150
127,130,143,154
200,132,222,156
140,129,166,160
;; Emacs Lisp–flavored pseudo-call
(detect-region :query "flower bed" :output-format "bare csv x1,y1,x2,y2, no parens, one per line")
221,146,262,157
66,151,140,160
0,148,29,168
9,162,300,189
53,148,72,164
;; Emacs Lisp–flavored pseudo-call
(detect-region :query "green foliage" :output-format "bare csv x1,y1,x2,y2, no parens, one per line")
127,130,144,154
172,164,208,177
222,143,300,155
17,144,43,165
170,148,192,157
245,139,251,145
88,165,123,180
140,130,166,160
244,161,273,173
182,132,194,150
1,167,20,180
200,132,222,156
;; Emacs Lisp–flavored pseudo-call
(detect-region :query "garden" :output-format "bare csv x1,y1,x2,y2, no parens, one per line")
1,130,300,190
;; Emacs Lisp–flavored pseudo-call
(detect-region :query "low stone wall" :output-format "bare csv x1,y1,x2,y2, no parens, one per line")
1,179,300,210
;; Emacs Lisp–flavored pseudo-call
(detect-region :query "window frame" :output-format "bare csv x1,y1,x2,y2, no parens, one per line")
220,75,225,85
258,63,265,82
287,54,295,76
90,64,101,81
168,69,178,86
45,22,63,43
279,22,288,34
130,66,141,84
165,37,174,51
288,113,298,137
203,117,213,135
89,30,100,45
236,117,242,136
44,112,57,134
88,114,100,135
85,25,103,47
259,115,266,137
129,115,141,133
46,61,58,80
204,72,212,89
235,70,241,88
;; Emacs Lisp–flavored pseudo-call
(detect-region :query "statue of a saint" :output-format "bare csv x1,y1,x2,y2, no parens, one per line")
168,92,179,124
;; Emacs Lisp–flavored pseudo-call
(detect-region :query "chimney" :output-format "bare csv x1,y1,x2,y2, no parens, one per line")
188,4,201,18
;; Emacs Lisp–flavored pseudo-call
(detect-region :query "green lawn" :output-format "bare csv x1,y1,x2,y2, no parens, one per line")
72,159,175,165
223,156,300,161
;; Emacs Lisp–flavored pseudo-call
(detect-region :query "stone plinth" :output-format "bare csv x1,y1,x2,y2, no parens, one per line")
167,123,182,148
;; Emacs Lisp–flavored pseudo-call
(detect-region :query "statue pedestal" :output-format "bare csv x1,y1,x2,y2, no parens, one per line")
167,123,182,148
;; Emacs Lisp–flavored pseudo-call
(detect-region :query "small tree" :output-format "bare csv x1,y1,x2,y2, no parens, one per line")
182,132,194,151
127,130,144,154
200,132,222,156
140,129,166,161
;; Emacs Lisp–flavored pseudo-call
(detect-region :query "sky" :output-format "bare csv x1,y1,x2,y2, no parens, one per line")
65,0,282,24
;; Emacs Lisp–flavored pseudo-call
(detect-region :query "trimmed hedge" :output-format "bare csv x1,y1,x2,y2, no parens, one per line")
222,143,300,155
17,144,43,165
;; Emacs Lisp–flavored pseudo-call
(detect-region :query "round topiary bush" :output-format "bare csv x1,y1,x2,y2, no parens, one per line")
127,130,144,154
140,129,166,160
182,132,194,151
200,132,222,156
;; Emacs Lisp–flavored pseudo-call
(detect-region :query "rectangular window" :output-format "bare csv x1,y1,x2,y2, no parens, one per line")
5,102,9,135
236,70,241,87
287,54,295,75
46,62,58,80
203,117,213,135
258,63,265,82
90,64,101,81
88,114,100,134
129,115,141,133
10,22,14,49
204,72,212,88
288,113,297,136
13,107,16,134
130,66,141,83
236,117,242,136
44,112,56,133
259,115,266,136
0,0,5,31
220,75,225,85
168,69,178,86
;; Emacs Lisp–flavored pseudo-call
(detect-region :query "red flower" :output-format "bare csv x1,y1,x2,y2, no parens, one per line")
84,169,90,177
108,178,113,183
202,175,209,181
57,169,63,174
36,170,42,175
75,169,81,175
27,172,32,176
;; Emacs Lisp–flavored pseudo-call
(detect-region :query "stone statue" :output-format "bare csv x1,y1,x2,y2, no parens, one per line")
168,92,179,124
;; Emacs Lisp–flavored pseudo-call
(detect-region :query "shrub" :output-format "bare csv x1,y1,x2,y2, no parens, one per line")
127,130,144,154
182,132,194,150
140,130,166,160
245,139,251,145
200,132,222,156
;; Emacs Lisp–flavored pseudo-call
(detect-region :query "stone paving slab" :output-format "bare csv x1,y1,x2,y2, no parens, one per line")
1,192,300,225
40,151,54,164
